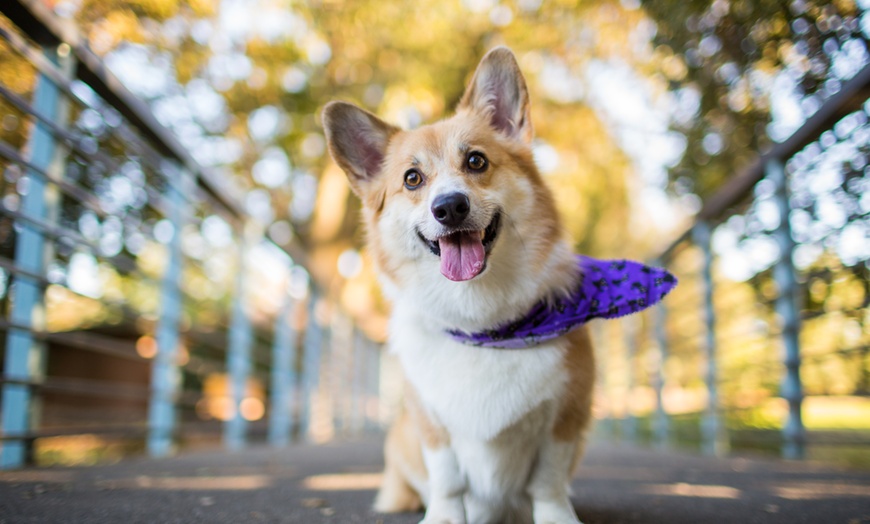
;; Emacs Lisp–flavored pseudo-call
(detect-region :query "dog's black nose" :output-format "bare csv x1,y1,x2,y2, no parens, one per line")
431,192,470,227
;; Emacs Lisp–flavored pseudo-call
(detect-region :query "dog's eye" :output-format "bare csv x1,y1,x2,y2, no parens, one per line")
404,169,423,189
467,152,488,172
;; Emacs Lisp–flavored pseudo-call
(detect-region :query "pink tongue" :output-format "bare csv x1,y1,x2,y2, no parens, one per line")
439,231,486,281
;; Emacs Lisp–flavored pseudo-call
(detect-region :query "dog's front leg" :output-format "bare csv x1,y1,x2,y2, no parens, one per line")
420,445,466,524
526,437,583,524
404,383,466,523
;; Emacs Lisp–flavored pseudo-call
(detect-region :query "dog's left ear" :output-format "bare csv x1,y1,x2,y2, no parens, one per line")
458,46,532,143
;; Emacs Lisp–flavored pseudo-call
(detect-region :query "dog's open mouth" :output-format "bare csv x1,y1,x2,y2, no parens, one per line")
417,212,501,282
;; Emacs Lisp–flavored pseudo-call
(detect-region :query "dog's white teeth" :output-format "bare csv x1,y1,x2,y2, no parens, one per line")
480,230,486,240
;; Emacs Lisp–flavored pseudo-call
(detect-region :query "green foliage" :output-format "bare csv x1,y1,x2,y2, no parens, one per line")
643,0,868,198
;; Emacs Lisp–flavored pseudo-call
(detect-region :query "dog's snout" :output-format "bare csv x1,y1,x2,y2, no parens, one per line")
431,192,470,228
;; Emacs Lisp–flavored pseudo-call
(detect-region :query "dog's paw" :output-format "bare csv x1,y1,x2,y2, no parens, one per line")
419,495,466,524
534,516,583,524
418,508,466,524
418,505,466,524
418,517,466,524
532,503,583,524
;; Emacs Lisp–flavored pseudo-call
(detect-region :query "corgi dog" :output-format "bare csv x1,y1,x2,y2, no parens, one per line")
323,47,594,524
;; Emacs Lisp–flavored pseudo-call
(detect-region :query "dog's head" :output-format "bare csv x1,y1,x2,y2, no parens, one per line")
323,47,564,296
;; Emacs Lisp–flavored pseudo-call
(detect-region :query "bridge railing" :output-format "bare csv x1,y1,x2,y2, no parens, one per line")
0,1,384,469
597,63,870,463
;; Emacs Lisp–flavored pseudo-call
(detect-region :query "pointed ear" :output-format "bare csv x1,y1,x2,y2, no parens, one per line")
322,101,399,194
458,47,532,143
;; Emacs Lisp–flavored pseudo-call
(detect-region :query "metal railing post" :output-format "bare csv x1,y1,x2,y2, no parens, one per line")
693,221,727,456
223,224,256,450
318,318,333,438
333,311,354,436
622,316,638,442
590,321,614,438
146,164,191,457
651,285,670,449
268,286,297,447
365,338,380,431
299,290,322,440
328,310,343,435
1,44,68,469
351,328,366,435
769,158,805,459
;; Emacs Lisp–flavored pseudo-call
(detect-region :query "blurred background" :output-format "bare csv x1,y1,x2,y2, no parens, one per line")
0,0,868,470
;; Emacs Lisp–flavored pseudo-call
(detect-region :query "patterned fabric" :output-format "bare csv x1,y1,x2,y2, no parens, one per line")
447,255,678,349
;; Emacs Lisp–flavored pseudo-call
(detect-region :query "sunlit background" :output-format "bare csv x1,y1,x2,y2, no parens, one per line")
0,0,868,468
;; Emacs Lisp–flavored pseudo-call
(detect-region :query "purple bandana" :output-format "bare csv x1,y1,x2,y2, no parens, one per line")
447,256,677,349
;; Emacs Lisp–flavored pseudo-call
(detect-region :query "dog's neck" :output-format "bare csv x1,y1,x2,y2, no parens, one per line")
387,238,578,335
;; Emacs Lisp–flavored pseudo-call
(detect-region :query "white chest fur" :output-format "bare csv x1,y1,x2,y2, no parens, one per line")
389,309,569,442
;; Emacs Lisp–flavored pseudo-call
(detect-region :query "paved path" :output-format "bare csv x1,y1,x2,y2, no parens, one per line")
1,437,869,523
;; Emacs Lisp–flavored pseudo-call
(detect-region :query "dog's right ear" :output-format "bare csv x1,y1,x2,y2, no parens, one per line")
322,102,399,195
458,46,532,143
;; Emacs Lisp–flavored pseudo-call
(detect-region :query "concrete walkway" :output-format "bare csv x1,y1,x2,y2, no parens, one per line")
1,437,869,523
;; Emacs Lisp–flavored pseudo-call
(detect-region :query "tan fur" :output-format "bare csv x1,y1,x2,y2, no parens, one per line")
553,327,595,443
376,382,450,513
553,327,596,475
364,208,400,283
375,409,425,513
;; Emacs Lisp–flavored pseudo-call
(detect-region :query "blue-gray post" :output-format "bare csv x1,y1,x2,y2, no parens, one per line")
269,288,297,447
622,316,638,442
1,45,66,469
332,312,353,436
365,338,381,431
769,158,805,459
224,225,255,450
351,328,366,434
328,311,342,435
590,321,613,437
693,221,726,456
319,318,333,435
146,164,191,457
299,290,322,440
651,283,670,449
